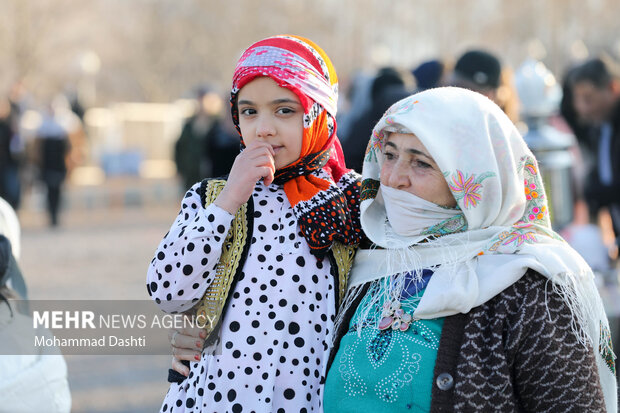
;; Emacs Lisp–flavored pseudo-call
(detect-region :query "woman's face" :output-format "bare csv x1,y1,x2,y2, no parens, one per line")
237,77,304,170
380,132,456,207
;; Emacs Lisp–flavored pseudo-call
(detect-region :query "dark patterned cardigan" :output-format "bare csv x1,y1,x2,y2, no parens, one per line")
328,270,608,412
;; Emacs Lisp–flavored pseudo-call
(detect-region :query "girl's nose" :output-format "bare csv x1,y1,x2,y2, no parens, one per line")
256,116,275,138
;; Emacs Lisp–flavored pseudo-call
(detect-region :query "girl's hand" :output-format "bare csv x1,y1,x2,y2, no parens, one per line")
215,140,275,214
169,327,206,376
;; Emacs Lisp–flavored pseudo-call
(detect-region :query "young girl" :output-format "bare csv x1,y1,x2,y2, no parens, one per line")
147,35,361,412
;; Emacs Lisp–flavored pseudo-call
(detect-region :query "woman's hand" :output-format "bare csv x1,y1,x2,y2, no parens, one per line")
169,327,206,376
215,140,275,214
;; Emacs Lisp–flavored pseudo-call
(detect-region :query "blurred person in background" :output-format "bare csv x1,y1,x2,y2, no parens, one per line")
0,98,23,211
342,67,411,173
35,104,71,227
64,88,86,122
334,71,372,149
203,96,239,178
174,87,223,190
447,49,520,123
561,63,617,265
0,234,71,412
568,57,620,253
412,59,446,91
515,58,613,273
561,65,592,146
449,49,501,101
51,94,86,174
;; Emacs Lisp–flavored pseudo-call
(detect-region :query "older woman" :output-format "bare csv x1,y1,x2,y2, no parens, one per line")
323,87,616,412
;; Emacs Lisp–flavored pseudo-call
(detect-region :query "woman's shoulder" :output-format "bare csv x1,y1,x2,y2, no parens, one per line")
471,269,560,323
491,269,548,298
462,269,583,353
486,269,578,326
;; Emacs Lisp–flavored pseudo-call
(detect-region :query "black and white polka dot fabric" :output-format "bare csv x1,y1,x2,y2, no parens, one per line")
147,181,336,412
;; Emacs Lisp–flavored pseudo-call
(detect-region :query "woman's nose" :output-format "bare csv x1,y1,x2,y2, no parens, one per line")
386,162,410,189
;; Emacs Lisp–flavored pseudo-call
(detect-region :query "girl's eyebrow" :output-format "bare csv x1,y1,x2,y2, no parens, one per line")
237,98,301,106
272,98,300,105
385,141,435,162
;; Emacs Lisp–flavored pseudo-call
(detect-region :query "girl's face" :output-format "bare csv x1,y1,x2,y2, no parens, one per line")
380,132,456,207
237,77,304,170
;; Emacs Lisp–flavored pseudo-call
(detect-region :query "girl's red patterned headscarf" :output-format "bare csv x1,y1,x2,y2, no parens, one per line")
231,35,361,259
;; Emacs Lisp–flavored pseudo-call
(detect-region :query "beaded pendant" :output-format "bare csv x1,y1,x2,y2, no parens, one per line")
378,300,416,331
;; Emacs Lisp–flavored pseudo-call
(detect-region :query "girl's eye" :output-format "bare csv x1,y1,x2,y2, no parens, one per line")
240,108,256,116
277,107,295,115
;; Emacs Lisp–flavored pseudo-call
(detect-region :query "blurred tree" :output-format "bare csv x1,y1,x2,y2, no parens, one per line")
0,0,618,104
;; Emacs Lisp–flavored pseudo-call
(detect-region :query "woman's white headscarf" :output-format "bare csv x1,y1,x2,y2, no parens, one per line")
344,87,616,409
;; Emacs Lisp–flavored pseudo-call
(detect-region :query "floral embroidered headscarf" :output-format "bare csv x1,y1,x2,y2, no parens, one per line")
231,35,362,259
360,87,551,247
353,87,615,404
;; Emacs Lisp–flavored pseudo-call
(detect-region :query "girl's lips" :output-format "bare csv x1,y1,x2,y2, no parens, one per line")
272,145,283,153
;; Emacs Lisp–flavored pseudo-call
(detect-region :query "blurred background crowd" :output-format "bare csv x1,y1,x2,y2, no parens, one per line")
1,0,620,411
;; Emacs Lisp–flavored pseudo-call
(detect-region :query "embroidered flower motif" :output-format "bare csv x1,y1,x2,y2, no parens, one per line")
524,163,537,175
488,222,539,251
448,170,494,208
523,178,541,201
365,130,384,162
518,156,552,227
526,205,547,221
600,322,616,375
386,98,419,116
503,230,537,246
421,214,467,237
502,222,538,247
371,129,383,152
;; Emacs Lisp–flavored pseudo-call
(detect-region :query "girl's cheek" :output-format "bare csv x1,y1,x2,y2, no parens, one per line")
238,124,253,143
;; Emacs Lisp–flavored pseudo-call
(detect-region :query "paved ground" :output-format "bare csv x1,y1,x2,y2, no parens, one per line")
17,178,183,412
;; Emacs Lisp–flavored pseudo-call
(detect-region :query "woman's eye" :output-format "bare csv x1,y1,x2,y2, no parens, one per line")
383,152,395,160
415,160,432,169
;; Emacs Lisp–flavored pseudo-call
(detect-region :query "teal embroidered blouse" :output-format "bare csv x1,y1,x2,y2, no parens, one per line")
324,270,444,412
